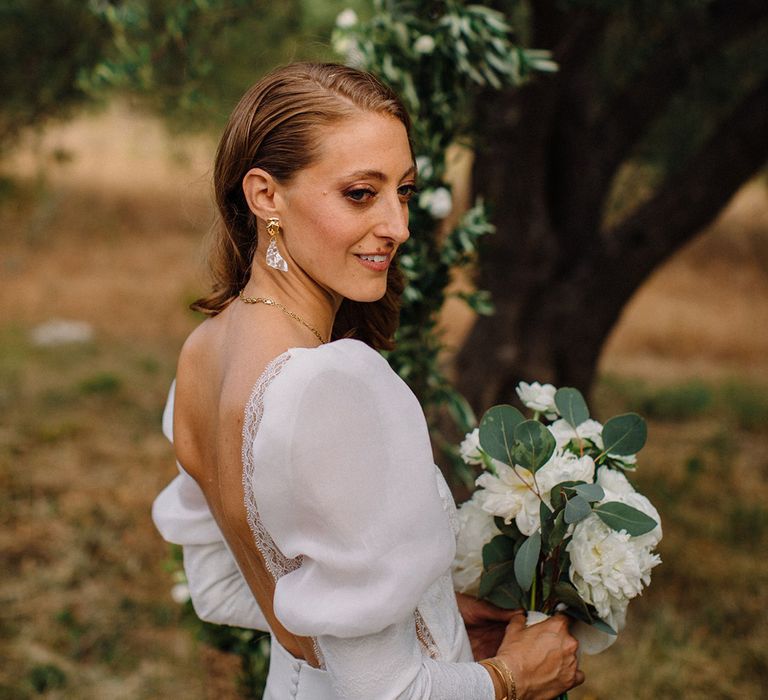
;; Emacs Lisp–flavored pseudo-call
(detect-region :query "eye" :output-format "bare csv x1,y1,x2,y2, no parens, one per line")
345,187,376,203
398,184,418,202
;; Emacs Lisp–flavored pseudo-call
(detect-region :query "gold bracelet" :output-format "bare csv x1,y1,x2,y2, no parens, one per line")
481,657,518,700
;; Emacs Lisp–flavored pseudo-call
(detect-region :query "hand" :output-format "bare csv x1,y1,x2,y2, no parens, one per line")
455,592,520,660
495,613,584,700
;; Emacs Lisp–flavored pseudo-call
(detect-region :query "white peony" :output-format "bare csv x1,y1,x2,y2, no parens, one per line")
419,187,453,219
548,418,604,450
567,510,661,626
459,428,484,465
596,466,635,496
516,381,558,415
474,463,540,536
536,453,596,497
452,494,500,595
414,34,436,54
335,8,358,28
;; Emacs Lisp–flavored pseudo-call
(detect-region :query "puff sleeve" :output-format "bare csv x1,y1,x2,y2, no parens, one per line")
249,340,494,698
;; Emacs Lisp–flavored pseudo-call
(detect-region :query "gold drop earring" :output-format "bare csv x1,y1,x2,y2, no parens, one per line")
265,217,288,272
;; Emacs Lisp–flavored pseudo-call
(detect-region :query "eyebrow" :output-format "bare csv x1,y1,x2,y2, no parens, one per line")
344,165,417,182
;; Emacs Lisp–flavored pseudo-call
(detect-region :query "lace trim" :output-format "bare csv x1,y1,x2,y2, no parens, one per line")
241,352,302,580
415,608,440,660
240,351,326,670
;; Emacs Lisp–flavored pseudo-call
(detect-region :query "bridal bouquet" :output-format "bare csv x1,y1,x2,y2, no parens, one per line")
452,382,662,656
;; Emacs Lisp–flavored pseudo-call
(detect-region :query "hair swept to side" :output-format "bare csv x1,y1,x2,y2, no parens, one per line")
191,62,413,351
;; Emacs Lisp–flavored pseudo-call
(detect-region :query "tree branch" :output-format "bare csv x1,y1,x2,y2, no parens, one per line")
602,75,768,291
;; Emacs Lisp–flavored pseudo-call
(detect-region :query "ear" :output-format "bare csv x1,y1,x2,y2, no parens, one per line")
242,167,279,219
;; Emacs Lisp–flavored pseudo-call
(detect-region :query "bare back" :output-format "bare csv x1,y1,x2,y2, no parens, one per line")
171,300,324,661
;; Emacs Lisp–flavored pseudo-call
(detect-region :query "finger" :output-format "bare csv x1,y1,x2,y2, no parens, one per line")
573,669,586,687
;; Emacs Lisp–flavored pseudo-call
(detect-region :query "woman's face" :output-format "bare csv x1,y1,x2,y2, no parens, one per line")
276,111,415,304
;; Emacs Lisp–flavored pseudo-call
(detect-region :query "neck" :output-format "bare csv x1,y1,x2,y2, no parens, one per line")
243,257,338,343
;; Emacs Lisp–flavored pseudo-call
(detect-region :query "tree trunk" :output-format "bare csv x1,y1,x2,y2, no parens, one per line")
456,2,768,412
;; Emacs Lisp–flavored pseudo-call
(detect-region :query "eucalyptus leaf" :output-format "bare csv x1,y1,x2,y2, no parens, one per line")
564,494,592,524
553,581,591,620
478,561,516,598
485,581,524,610
547,510,568,550
479,405,525,464
555,387,589,428
514,531,541,592
602,413,647,456
591,618,617,635
572,483,605,503
511,420,556,473
594,502,657,536
539,502,555,550
550,480,582,511
494,516,524,542
482,534,516,569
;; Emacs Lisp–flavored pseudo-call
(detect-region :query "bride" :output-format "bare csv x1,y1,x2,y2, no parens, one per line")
152,62,583,699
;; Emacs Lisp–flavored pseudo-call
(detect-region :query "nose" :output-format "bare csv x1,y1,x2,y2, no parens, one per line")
377,192,410,245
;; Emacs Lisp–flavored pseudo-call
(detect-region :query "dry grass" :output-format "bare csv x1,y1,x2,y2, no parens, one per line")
1,106,767,699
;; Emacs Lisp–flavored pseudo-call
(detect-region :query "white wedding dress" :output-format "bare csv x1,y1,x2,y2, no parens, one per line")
153,338,494,699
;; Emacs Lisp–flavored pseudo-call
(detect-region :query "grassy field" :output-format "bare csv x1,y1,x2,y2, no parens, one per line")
1,106,767,699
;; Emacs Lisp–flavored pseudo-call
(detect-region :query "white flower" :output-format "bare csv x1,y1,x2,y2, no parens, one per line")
170,582,190,605
547,418,603,449
459,428,483,465
452,494,499,595
567,510,661,625
474,463,539,535
415,155,433,179
537,453,596,497
414,35,436,54
335,8,358,28
516,381,557,415
419,187,453,219
596,467,635,496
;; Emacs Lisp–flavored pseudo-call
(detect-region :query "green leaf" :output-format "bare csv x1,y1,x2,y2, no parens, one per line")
484,581,524,610
591,618,617,635
550,480,582,511
479,405,525,464
572,483,605,503
539,502,555,551
514,531,541,592
564,494,592,524
594,502,657,536
547,510,568,550
601,413,647,456
478,560,516,598
482,534,516,569
553,581,591,620
494,517,524,542
555,387,589,428
511,420,556,473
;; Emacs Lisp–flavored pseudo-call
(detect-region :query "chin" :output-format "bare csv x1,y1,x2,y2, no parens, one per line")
344,283,388,304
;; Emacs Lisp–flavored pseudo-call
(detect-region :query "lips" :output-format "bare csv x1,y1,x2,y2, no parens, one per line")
354,252,391,272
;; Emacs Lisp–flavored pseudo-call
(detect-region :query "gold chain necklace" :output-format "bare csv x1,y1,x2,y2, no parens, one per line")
238,291,326,344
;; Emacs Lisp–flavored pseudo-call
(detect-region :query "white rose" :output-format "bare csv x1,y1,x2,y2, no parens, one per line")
414,34,436,54
419,187,453,219
459,428,483,465
515,381,558,415
452,494,500,595
335,8,358,28
170,582,190,605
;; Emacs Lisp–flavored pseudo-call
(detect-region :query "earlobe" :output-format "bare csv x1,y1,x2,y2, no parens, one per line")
242,168,278,219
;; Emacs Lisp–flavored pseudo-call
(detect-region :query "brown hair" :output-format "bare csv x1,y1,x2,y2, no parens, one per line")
191,62,412,350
